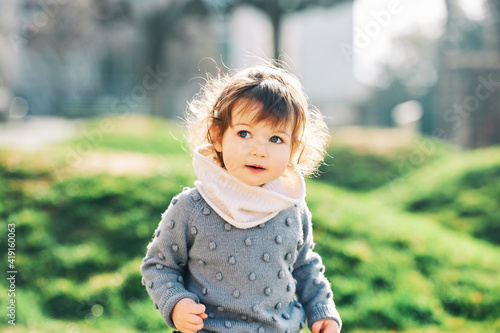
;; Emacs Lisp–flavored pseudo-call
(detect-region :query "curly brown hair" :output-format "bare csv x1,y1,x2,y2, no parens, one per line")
186,63,329,178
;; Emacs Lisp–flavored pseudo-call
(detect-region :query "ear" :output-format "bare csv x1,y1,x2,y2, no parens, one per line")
214,139,222,153
210,126,223,152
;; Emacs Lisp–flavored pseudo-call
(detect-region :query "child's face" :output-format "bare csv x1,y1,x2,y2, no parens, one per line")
214,102,293,186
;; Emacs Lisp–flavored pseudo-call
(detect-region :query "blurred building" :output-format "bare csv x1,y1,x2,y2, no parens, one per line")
0,0,365,126
437,0,500,147
0,0,218,118
2,0,499,149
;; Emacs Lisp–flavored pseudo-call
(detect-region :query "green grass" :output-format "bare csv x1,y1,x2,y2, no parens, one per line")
2,115,500,333
375,147,500,245
307,181,500,331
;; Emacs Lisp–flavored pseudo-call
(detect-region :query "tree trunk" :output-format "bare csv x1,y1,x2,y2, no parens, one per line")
270,12,282,61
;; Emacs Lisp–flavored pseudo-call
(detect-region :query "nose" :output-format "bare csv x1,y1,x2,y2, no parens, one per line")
251,140,267,158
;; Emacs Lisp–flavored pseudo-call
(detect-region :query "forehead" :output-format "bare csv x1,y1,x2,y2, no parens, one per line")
230,98,293,132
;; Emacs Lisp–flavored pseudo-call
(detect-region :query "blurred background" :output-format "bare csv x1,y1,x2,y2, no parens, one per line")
1,0,499,332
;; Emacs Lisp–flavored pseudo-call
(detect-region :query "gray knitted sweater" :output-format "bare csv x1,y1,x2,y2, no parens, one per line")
141,187,342,332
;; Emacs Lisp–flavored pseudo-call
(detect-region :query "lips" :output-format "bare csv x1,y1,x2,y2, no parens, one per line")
246,165,266,173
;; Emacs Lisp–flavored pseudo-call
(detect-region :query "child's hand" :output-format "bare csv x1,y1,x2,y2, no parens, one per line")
171,298,208,333
311,319,340,333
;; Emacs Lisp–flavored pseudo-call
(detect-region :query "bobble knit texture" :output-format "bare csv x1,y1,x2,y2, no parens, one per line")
141,188,342,332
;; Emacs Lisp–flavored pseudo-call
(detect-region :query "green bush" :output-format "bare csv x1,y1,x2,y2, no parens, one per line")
319,146,397,190
308,181,500,331
8,172,191,312
0,142,196,324
404,150,500,245
318,132,450,191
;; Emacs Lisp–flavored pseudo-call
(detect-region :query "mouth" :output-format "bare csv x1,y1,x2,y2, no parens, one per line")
246,165,266,173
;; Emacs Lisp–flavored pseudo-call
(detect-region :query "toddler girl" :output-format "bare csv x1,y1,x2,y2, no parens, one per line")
141,64,341,333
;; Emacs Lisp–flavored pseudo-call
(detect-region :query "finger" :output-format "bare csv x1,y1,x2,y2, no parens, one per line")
191,303,208,320
184,320,204,333
178,323,202,333
180,328,198,333
311,320,323,333
323,324,337,333
323,320,340,333
186,313,204,325
192,302,206,315
184,300,203,313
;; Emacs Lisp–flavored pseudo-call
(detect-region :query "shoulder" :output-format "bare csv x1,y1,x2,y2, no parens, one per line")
169,187,204,207
162,187,205,220
293,200,313,238
295,200,312,221
278,201,310,222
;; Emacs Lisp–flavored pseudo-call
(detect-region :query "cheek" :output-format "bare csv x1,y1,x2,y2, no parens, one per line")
274,148,292,167
221,145,240,171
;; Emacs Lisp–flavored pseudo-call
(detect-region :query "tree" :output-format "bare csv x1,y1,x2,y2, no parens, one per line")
210,0,352,60
138,0,211,116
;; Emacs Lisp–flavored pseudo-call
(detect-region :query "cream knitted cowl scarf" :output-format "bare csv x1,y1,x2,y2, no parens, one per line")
192,144,306,229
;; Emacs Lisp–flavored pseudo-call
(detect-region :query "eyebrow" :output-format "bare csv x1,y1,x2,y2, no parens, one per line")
274,130,291,137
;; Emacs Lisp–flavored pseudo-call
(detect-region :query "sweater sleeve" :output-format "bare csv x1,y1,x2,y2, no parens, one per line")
292,202,342,331
140,190,199,329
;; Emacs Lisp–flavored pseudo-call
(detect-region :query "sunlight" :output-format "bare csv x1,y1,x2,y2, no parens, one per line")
457,0,486,21
353,0,447,86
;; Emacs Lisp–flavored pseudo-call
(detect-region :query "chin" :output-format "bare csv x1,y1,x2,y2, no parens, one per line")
241,178,266,187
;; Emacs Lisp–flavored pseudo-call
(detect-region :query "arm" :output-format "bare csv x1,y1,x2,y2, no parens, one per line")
292,202,342,331
140,192,202,330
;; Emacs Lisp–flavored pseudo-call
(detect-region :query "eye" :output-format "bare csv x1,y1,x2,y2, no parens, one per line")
238,130,251,139
270,136,283,144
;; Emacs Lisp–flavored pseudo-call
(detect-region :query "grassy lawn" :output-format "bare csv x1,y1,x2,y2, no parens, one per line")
1,115,499,332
